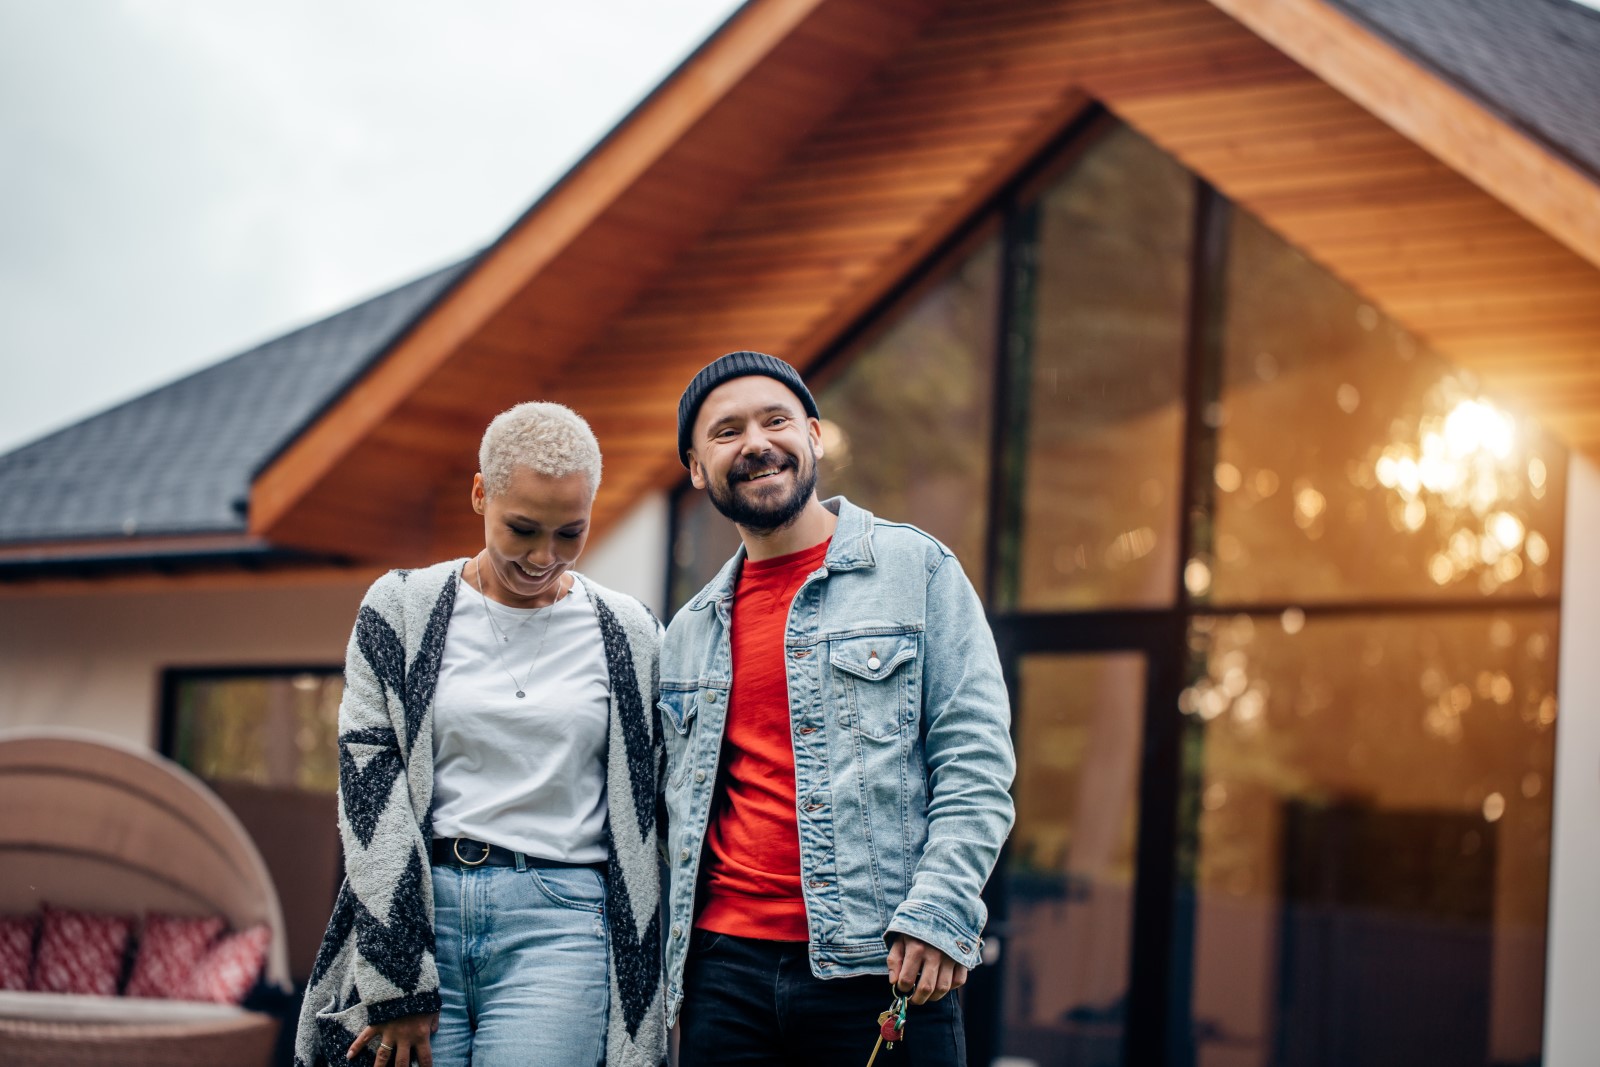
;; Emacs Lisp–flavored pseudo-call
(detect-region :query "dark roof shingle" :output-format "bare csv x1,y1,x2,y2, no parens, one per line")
0,259,473,545
1331,0,1600,178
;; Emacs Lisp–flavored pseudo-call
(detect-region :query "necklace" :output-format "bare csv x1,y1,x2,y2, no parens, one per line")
470,555,563,699
478,586,540,644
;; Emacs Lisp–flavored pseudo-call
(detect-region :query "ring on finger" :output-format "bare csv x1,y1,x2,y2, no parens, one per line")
379,1041,395,1052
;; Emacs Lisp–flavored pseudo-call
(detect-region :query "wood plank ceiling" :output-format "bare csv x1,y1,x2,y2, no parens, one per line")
251,0,1600,565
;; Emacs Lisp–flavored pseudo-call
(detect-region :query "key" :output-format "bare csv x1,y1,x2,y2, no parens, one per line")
865,994,909,1066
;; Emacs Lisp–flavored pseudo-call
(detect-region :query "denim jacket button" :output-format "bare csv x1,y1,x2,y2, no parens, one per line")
694,769,707,783
672,925,683,939
680,848,691,862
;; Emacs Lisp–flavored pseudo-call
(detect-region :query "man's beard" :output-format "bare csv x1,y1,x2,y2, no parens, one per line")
707,448,818,533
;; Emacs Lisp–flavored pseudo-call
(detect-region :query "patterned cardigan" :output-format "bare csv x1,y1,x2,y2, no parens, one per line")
294,559,666,1067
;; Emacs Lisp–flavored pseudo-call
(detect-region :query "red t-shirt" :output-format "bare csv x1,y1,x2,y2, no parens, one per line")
695,538,831,941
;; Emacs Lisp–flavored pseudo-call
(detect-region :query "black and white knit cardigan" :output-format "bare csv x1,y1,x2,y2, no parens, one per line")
294,559,666,1067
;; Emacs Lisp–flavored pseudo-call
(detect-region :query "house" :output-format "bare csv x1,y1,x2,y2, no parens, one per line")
3,0,1598,1062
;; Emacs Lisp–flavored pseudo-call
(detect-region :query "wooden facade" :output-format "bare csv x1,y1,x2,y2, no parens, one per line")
248,0,1600,567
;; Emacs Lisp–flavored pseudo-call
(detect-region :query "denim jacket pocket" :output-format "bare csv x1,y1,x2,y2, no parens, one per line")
829,631,919,741
658,686,699,787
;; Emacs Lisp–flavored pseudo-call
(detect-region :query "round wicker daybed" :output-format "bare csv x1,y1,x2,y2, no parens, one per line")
0,728,291,1067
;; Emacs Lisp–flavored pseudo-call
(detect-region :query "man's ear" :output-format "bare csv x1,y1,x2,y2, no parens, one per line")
687,452,708,490
808,417,825,462
471,472,487,514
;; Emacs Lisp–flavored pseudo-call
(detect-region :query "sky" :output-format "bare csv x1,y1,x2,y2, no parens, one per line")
0,0,744,456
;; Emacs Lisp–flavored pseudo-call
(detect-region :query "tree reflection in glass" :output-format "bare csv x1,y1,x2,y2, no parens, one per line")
1012,125,1192,611
173,673,341,793
1207,210,1565,605
815,237,1000,591
1180,610,1558,1066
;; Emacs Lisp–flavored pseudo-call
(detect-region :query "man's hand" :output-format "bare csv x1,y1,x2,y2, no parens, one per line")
347,1011,438,1065
886,935,968,1005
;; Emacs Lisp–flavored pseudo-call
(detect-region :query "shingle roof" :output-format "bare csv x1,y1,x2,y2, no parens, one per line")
1331,0,1600,179
0,258,473,546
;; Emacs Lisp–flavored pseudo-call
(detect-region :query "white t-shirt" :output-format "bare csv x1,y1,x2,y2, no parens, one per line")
430,572,610,863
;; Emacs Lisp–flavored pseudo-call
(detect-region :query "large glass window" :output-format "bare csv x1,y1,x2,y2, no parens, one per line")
1180,610,1557,1066
662,114,1566,1067
1001,653,1146,1065
1203,210,1565,606
1008,125,1192,611
814,235,1000,590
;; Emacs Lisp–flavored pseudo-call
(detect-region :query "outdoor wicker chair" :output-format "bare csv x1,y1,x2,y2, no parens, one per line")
0,728,291,1067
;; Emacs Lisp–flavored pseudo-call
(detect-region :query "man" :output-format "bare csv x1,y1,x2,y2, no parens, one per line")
660,350,1016,1065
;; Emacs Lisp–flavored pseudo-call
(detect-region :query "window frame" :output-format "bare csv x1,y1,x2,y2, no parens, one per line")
157,664,344,782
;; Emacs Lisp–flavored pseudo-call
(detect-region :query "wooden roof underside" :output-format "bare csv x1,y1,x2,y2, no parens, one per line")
250,0,1600,565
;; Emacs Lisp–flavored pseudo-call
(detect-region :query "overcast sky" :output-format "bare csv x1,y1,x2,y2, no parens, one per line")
0,1,744,456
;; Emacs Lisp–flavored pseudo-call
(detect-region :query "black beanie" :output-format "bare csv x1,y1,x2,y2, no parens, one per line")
676,351,820,467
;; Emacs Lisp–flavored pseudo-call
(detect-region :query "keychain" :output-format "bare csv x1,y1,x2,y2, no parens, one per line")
865,993,910,1066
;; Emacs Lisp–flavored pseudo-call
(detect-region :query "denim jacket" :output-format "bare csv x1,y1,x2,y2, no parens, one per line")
658,496,1016,1026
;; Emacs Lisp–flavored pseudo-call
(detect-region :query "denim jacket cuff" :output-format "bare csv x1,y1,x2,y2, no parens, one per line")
885,900,984,970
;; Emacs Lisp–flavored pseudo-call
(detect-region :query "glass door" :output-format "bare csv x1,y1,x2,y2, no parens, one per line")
985,650,1153,1067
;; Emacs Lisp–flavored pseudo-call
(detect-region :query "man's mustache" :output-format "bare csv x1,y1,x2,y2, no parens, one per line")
729,452,796,483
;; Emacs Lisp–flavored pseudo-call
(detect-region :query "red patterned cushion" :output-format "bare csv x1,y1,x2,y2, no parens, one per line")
126,914,226,999
31,905,133,995
0,914,36,991
181,924,270,1004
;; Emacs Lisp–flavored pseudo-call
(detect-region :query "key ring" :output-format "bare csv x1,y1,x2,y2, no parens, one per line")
866,993,911,1066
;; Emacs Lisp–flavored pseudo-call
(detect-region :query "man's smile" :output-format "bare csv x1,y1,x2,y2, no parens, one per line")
731,455,795,485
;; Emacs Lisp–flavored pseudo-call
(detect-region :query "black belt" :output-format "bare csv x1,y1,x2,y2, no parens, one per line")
431,837,604,871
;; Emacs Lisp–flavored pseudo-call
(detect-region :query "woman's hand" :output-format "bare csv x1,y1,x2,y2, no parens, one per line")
347,1012,438,1066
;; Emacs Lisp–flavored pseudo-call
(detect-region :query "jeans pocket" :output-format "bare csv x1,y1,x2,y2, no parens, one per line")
689,927,726,955
527,866,606,914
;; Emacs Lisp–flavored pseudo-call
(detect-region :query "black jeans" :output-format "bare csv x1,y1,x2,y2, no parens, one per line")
678,930,967,1067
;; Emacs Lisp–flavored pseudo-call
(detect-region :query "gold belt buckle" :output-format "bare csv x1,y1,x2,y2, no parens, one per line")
452,838,491,867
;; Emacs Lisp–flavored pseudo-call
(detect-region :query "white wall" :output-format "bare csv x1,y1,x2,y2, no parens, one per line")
1544,452,1600,1064
0,494,674,747
580,489,670,618
0,576,373,745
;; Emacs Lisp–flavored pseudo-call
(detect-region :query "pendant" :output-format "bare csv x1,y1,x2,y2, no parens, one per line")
516,690,526,698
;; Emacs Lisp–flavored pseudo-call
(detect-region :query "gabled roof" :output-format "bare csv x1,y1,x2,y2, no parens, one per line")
0,259,472,549
6,0,1599,581
243,0,1600,568
1335,0,1600,179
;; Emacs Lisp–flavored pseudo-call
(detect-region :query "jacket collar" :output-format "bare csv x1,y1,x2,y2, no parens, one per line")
686,495,876,610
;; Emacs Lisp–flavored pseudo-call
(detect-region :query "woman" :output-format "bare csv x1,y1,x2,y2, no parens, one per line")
293,403,666,1067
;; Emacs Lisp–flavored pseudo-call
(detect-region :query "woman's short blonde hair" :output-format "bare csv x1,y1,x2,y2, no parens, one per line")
478,402,602,498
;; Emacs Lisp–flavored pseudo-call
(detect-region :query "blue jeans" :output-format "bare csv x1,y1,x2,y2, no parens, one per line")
679,930,967,1066
431,863,609,1067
